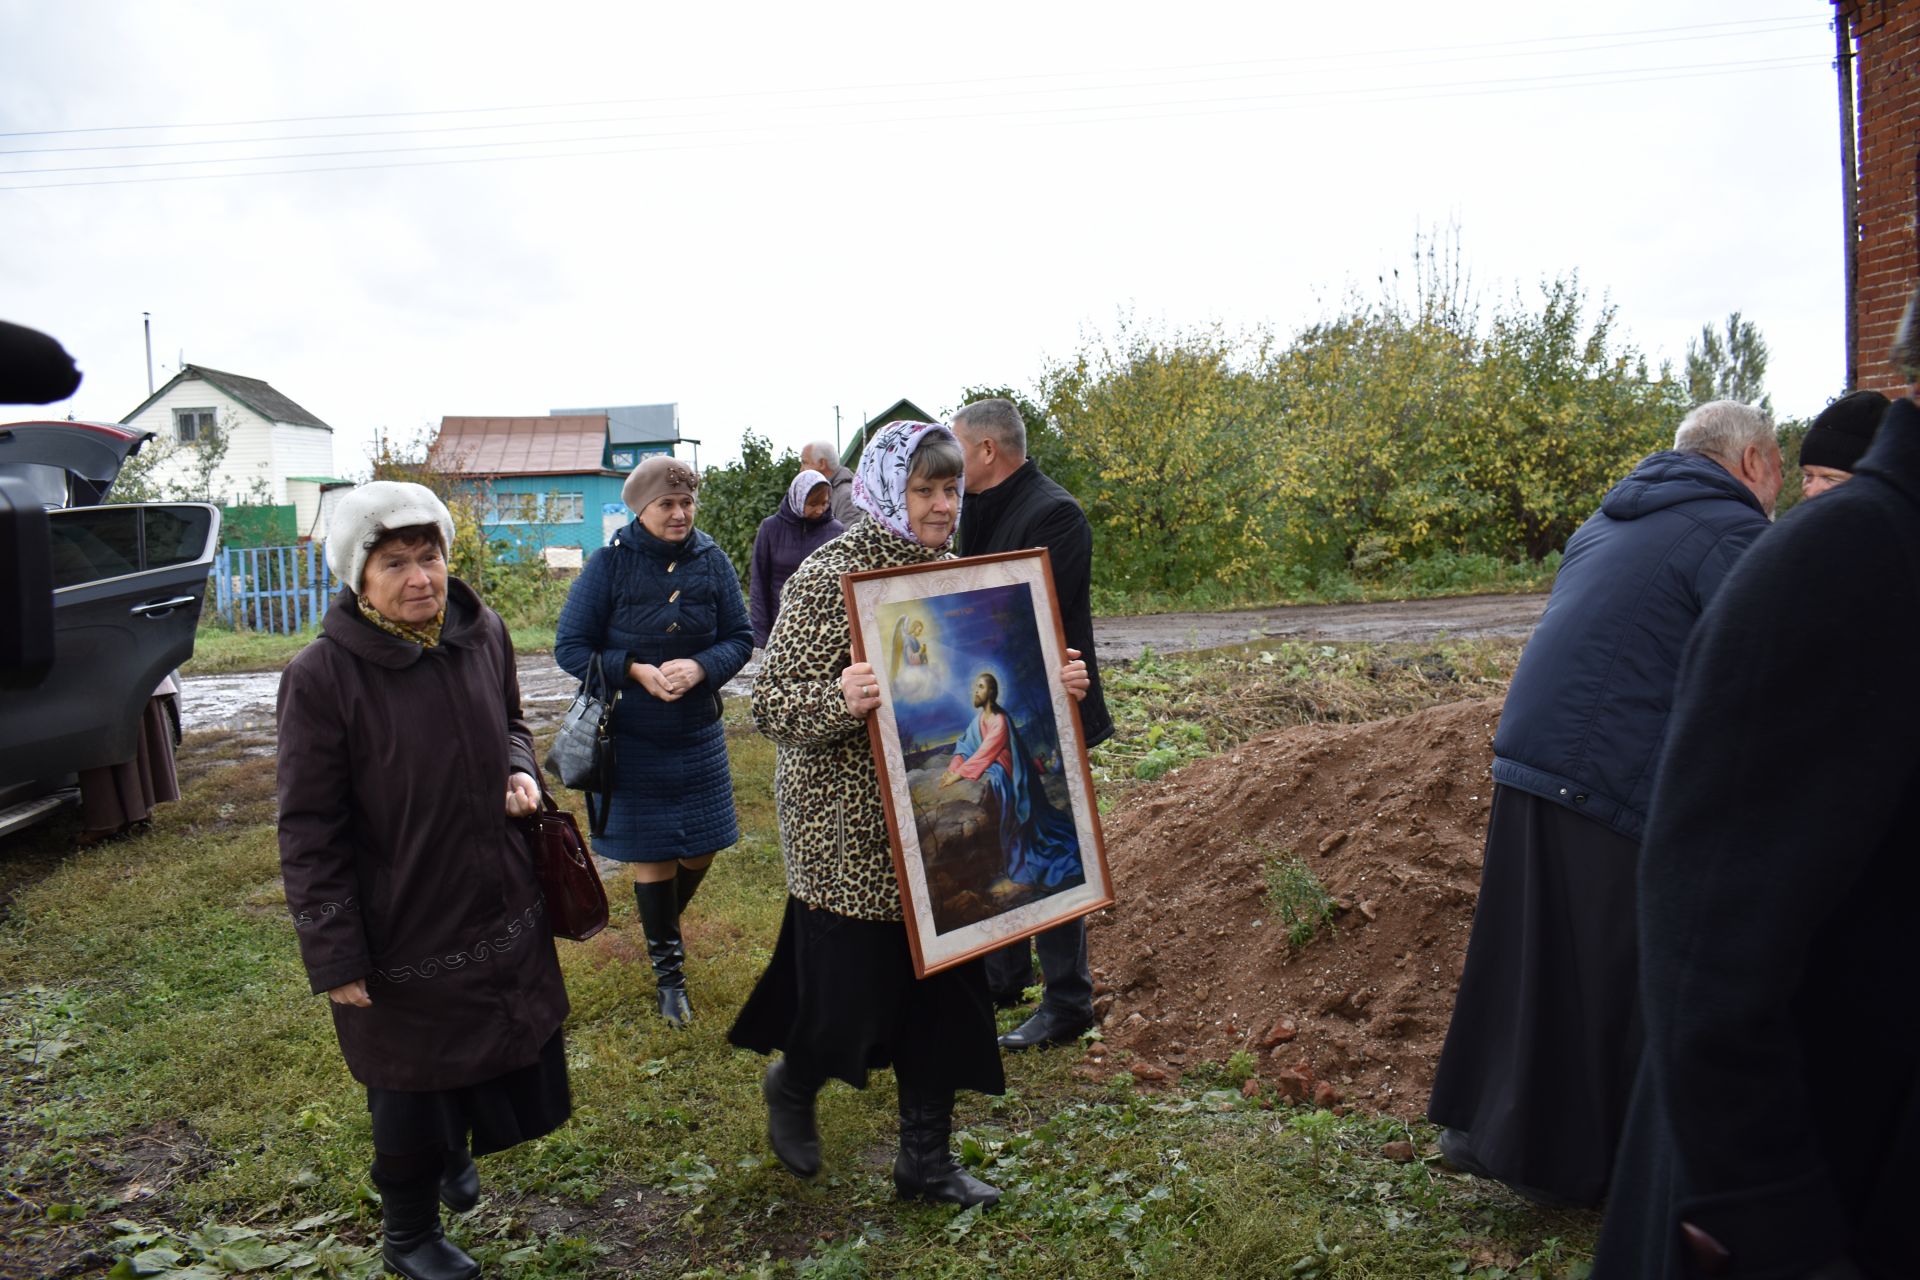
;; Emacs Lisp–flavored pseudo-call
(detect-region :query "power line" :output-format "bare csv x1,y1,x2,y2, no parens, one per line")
0,54,1823,179
0,13,1825,142
0,20,1825,159
0,56,1823,193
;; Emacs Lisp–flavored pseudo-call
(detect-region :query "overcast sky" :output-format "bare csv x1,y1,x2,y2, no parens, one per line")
1,2,1847,474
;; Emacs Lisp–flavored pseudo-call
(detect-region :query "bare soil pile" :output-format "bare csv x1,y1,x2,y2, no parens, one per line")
1086,696,1502,1119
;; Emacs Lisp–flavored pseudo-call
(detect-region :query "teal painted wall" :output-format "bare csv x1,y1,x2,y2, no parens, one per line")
455,474,629,561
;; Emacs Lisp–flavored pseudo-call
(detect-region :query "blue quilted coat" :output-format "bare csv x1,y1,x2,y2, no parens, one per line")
553,521,753,861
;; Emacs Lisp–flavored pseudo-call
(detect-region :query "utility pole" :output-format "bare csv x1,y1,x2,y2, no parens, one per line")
142,312,153,393
834,405,841,459
1836,12,1860,390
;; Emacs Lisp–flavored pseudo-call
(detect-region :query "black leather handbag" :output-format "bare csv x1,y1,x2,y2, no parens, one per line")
544,656,617,837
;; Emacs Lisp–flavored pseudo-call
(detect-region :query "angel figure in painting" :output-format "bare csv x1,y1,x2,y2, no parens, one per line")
939,672,1082,891
888,616,939,703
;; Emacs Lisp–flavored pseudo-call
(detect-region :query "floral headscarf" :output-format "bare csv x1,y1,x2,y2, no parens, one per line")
851,420,965,543
785,468,830,519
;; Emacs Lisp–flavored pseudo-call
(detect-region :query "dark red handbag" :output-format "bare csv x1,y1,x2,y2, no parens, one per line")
519,792,609,942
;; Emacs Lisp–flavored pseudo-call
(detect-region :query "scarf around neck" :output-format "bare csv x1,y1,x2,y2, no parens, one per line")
851,420,964,544
356,595,445,648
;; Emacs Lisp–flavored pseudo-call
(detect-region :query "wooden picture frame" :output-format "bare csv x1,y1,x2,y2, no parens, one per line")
843,548,1113,978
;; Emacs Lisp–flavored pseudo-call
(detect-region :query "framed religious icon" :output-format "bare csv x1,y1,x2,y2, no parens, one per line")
843,548,1114,977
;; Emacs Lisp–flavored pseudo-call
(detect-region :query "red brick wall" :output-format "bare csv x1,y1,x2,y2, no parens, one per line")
1842,0,1920,393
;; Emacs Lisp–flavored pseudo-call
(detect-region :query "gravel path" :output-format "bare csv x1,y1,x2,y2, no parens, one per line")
178,592,1547,736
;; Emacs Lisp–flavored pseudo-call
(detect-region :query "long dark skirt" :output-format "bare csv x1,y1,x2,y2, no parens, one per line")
366,1029,571,1158
729,897,1005,1096
78,693,179,837
1427,784,1642,1206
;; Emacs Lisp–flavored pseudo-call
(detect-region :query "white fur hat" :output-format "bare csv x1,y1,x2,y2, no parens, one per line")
325,481,456,593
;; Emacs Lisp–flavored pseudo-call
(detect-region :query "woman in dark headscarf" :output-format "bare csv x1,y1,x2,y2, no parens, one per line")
278,481,569,1280
731,421,1090,1209
749,467,843,648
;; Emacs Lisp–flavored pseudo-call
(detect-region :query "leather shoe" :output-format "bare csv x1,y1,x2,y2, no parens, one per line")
997,1007,1092,1051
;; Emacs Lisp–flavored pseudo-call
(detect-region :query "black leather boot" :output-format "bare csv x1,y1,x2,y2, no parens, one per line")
633,879,691,1028
892,1085,1000,1208
439,1145,478,1213
762,1057,823,1178
674,862,710,912
376,1167,479,1280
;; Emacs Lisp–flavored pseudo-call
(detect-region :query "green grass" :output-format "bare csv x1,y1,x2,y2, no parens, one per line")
0,649,1591,1279
1090,551,1559,618
182,624,555,675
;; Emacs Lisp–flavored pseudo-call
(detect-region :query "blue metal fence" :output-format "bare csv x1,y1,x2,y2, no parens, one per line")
213,542,336,633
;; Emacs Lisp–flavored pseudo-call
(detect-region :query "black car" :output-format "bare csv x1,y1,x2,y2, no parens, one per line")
0,420,221,838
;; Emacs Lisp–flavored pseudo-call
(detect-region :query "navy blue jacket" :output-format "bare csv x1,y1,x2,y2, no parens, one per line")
553,522,753,860
1491,450,1770,839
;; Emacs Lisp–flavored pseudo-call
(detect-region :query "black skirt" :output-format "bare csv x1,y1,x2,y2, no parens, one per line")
728,897,1005,1096
1427,784,1642,1206
366,1028,571,1158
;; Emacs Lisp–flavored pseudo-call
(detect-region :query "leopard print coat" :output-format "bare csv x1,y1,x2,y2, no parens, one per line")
751,516,950,921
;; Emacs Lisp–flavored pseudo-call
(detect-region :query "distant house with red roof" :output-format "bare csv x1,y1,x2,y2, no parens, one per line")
429,405,690,565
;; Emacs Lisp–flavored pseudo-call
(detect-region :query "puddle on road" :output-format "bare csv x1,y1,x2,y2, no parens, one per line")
180,655,763,734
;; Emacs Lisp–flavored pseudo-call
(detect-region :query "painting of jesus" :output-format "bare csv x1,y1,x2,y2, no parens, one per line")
845,549,1112,976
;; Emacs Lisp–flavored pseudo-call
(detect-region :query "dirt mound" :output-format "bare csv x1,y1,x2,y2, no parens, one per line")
1087,697,1502,1119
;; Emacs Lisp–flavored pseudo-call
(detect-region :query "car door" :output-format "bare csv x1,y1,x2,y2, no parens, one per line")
0,502,221,786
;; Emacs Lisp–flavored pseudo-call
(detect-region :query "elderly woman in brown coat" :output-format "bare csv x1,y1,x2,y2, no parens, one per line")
277,482,569,1280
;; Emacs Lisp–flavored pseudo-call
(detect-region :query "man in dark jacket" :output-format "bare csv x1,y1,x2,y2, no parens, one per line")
1590,394,1920,1280
801,441,863,527
1428,399,1782,1208
952,397,1112,1050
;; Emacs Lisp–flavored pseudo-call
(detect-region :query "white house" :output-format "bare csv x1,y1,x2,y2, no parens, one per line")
121,364,340,539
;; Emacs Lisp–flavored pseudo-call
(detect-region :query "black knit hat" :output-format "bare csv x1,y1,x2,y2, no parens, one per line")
1800,390,1889,472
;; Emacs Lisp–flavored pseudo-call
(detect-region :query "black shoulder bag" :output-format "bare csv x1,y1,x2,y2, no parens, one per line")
544,655,618,837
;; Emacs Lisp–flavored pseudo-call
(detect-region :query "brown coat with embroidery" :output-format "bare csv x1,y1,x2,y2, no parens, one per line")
276,580,568,1091
752,517,949,921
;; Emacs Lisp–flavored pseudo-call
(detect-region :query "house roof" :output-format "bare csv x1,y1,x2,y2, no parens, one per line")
551,402,694,446
844,397,939,466
429,415,619,476
120,363,332,431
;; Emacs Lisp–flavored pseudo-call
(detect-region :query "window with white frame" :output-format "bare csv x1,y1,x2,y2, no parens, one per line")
546,492,584,523
174,407,216,444
491,493,539,523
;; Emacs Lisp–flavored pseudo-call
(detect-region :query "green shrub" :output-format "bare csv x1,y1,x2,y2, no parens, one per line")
1265,854,1336,948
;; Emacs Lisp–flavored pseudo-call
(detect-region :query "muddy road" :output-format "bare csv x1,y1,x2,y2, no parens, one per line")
178,593,1547,736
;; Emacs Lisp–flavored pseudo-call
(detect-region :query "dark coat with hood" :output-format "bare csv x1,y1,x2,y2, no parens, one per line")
1491,449,1771,838
957,459,1113,747
749,501,843,647
1593,400,1920,1279
553,521,753,860
276,578,568,1092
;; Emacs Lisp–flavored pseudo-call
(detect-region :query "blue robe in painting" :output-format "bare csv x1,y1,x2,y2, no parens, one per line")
951,705,1083,890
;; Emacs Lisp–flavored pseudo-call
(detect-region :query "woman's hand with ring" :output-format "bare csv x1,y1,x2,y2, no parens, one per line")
841,661,881,719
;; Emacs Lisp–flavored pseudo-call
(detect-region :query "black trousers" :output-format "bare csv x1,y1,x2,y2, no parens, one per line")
983,917,1093,1021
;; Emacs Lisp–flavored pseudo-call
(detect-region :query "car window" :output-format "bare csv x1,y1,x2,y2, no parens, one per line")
144,505,213,570
48,506,140,588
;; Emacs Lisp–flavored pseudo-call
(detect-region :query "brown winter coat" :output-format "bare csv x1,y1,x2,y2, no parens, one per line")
276,579,568,1092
